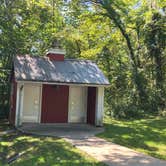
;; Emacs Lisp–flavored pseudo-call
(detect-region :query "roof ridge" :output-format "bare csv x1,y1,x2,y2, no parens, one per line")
64,59,94,62
15,55,94,63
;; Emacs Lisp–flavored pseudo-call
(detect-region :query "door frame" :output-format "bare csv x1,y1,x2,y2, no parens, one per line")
68,86,87,123
21,83,42,124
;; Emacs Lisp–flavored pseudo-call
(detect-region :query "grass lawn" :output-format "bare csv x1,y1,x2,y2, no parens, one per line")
97,116,166,160
0,121,105,166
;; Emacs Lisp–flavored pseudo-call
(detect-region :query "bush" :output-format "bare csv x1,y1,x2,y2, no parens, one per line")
105,103,145,119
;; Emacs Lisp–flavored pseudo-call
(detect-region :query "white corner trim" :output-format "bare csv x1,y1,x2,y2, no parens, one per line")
84,87,88,123
15,83,24,127
95,87,104,126
19,84,24,125
39,84,43,123
68,86,71,123
15,84,20,126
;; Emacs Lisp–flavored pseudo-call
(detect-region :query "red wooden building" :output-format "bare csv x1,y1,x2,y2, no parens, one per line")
9,48,109,127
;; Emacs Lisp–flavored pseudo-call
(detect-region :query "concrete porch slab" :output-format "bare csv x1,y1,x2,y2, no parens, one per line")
18,123,104,139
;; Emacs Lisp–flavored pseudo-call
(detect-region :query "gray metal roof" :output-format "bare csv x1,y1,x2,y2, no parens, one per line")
14,55,110,86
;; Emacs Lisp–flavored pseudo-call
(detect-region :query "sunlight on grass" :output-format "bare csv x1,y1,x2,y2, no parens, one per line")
0,130,105,166
97,116,166,160
37,157,45,164
1,142,13,146
15,136,39,142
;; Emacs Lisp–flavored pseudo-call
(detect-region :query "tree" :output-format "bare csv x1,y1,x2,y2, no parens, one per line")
78,0,149,105
144,12,166,111
65,0,166,115
0,0,165,118
0,0,64,117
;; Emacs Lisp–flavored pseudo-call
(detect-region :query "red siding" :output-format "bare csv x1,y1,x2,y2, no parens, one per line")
9,79,17,125
87,87,96,125
47,54,64,61
41,84,69,123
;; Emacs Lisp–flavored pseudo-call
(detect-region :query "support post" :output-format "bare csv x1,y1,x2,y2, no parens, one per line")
15,83,24,127
95,87,104,126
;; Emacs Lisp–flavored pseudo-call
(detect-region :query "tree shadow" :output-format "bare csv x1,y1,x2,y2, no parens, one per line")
0,132,106,166
97,118,166,159
139,118,166,130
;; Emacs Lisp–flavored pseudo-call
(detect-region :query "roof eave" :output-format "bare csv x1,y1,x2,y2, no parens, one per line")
16,79,110,87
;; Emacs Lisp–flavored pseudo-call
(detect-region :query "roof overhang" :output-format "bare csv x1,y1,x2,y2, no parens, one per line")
16,80,110,87
14,56,110,86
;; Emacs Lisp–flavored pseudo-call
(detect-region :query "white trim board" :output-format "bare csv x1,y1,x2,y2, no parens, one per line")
39,84,43,123
19,83,24,125
95,87,104,126
15,83,24,126
17,80,110,87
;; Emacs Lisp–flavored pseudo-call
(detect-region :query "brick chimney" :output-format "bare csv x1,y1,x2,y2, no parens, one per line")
46,48,65,61
46,40,65,61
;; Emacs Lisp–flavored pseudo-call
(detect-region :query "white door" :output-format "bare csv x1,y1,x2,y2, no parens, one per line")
22,84,41,123
68,86,87,123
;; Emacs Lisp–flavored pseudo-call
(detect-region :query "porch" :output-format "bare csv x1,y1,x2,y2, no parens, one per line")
18,123,104,139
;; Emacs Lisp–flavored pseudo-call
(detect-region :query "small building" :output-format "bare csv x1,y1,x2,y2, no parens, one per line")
9,48,109,127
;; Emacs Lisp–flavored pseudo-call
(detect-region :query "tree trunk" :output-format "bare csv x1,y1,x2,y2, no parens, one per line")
101,4,148,105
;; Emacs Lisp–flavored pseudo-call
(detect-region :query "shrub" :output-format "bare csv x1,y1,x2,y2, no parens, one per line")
105,103,145,119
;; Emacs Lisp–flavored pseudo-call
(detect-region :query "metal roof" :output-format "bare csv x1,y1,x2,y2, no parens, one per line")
14,55,110,86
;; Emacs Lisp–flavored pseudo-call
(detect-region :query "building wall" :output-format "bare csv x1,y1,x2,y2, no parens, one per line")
68,86,87,123
87,87,96,125
21,83,41,123
9,79,17,125
41,84,69,123
12,81,103,126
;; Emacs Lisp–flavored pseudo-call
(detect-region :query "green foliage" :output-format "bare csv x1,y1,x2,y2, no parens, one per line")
0,0,165,118
105,102,145,119
92,0,166,116
143,11,166,111
0,0,64,118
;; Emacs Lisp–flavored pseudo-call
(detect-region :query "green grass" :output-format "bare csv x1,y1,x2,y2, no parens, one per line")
0,121,105,166
0,119,14,131
97,116,166,160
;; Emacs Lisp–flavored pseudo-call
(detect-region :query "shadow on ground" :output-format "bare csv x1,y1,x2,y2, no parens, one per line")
97,117,166,160
0,120,106,166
